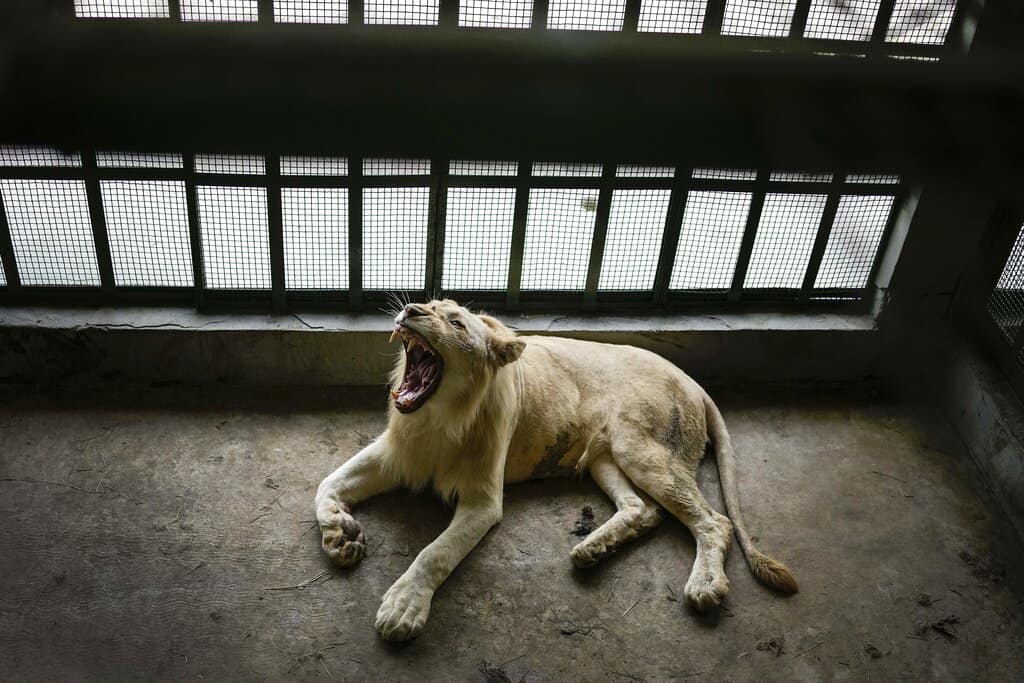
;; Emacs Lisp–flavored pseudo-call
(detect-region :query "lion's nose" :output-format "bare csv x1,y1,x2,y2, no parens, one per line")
403,304,429,318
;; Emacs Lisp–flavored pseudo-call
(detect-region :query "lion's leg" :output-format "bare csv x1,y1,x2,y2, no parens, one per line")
375,492,502,641
613,443,733,611
315,437,397,568
570,456,664,568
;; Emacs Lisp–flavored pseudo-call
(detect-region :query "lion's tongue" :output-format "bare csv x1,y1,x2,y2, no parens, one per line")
392,352,437,409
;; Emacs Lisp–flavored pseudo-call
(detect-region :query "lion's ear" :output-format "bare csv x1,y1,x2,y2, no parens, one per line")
479,315,525,367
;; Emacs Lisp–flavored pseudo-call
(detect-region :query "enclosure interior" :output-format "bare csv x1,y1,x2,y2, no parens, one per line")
2,2,1024,681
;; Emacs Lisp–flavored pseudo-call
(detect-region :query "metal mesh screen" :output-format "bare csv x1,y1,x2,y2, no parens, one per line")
547,1,627,31
450,161,518,176
0,180,101,286
0,147,82,168
281,188,349,290
365,0,440,25
638,0,707,34
804,0,880,41
770,171,834,183
280,156,348,176
195,154,266,175
532,163,602,177
670,191,751,290
74,1,169,18
459,0,533,28
101,180,193,287
196,186,271,289
443,188,516,290
692,168,757,181
96,152,184,169
744,193,828,289
521,188,599,291
616,165,675,178
274,1,349,23
722,0,798,37
362,187,430,290
0,261,6,287
599,189,672,291
846,173,900,184
886,0,956,45
364,159,431,175
988,223,1024,344
815,194,894,289
181,0,259,22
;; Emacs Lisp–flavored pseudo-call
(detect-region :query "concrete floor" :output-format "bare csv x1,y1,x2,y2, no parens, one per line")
0,384,1022,682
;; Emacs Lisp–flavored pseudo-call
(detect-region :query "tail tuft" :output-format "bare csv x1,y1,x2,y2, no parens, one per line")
750,550,799,594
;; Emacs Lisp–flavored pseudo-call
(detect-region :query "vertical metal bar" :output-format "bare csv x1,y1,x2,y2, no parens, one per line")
703,0,727,34
583,163,616,309
426,159,449,298
0,188,21,289
348,156,364,310
533,0,549,30
799,175,844,302
790,0,811,38
870,0,897,53
81,150,115,292
652,165,692,306
623,0,642,32
258,0,274,23
439,0,460,26
182,152,206,310
266,154,286,312
728,170,768,302
505,160,531,310
350,0,364,25
167,0,181,21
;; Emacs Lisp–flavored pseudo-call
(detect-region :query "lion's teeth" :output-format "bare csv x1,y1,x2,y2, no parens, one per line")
389,329,398,344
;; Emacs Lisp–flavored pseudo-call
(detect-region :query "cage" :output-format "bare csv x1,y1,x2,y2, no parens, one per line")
2,1,1023,679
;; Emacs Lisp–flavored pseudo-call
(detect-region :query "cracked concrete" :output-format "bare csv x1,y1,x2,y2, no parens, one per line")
0,383,1021,681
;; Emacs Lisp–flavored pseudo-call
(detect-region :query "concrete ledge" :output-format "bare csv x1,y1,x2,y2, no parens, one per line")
0,306,881,387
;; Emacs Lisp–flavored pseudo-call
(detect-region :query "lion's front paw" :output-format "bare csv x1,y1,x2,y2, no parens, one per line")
375,577,433,641
683,569,730,612
320,516,367,568
570,540,603,568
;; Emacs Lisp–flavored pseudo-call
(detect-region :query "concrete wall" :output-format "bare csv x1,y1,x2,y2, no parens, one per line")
0,307,882,388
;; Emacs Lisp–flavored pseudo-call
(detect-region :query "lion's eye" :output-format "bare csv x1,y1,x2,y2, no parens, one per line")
450,319,464,329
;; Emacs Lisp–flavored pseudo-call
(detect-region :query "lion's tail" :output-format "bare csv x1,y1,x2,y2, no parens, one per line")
704,393,799,594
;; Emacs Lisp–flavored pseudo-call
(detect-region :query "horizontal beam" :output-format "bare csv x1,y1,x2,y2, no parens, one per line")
0,25,1022,189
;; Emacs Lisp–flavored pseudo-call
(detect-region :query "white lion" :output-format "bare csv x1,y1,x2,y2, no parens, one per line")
315,300,797,641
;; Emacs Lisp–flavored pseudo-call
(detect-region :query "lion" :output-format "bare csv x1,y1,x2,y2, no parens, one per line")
315,299,798,641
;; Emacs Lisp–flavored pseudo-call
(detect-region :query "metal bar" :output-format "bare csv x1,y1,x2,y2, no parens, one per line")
427,158,449,297
533,0,549,30
865,189,908,293
790,0,812,38
167,0,181,21
350,0,364,25
439,0,460,27
348,156,364,309
583,163,616,309
728,170,768,301
81,150,115,292
182,153,206,309
258,0,274,23
799,175,844,301
870,0,897,48
623,0,641,32
505,160,531,310
0,186,20,289
266,154,286,311
652,165,692,306
703,0,726,34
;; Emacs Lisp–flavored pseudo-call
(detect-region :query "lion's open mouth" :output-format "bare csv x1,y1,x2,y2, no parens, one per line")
390,324,443,414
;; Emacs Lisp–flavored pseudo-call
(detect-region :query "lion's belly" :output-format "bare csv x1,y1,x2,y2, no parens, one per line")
501,340,606,483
